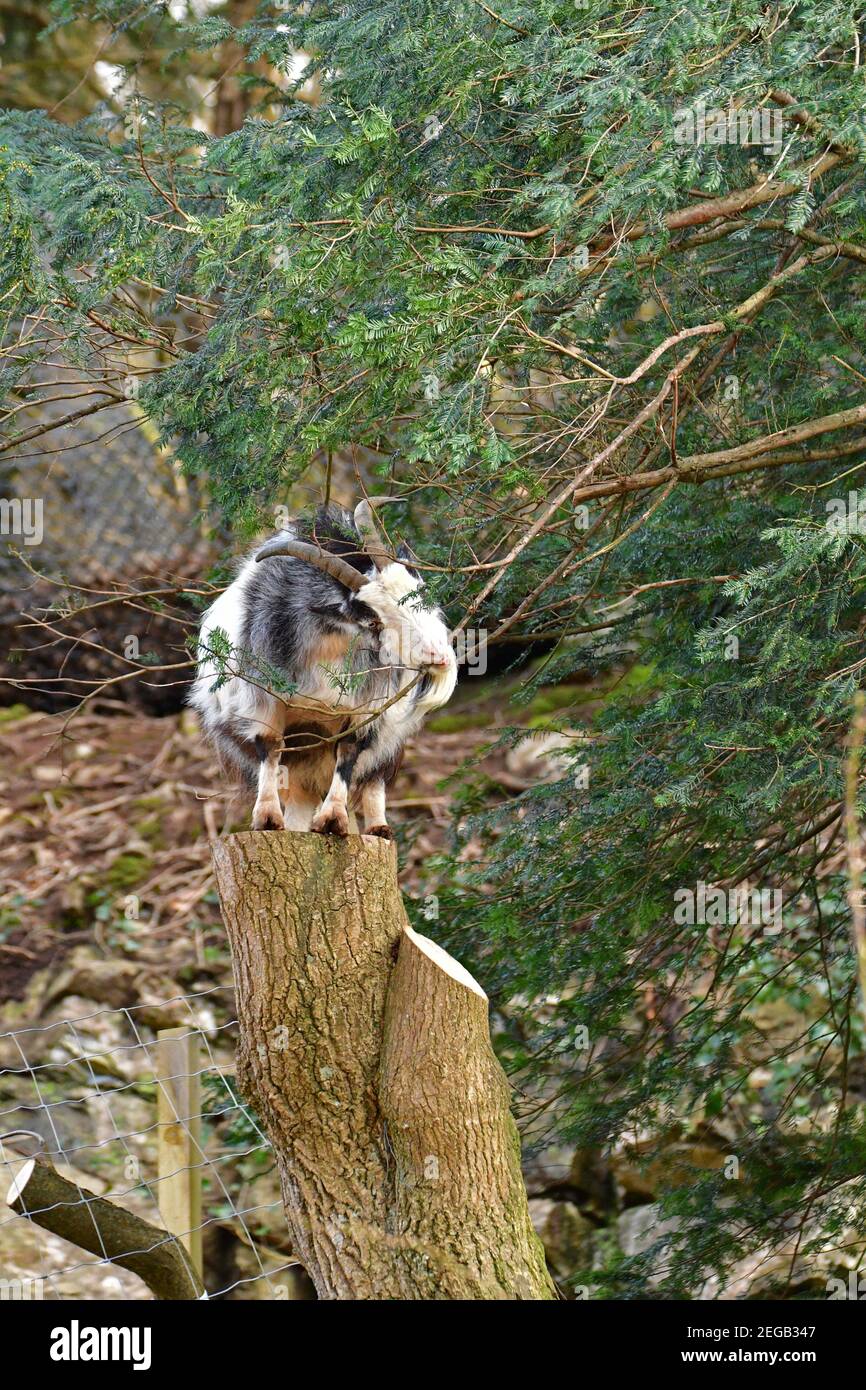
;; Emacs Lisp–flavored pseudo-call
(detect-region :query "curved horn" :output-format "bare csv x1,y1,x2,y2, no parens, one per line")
354,499,391,570
255,537,366,592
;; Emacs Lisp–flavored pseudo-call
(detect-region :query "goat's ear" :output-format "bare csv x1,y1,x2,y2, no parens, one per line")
309,598,351,622
311,597,381,631
347,597,383,631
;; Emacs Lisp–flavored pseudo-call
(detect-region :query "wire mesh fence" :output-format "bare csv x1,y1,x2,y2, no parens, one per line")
0,342,217,592
0,332,226,715
0,989,308,1301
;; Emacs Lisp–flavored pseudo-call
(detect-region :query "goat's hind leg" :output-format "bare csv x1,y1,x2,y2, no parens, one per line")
252,735,285,831
360,778,392,839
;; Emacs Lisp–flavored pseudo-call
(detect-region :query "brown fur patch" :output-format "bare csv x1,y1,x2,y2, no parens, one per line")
277,718,336,799
311,632,352,664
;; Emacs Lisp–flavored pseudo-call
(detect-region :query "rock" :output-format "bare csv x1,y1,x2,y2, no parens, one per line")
523,1142,575,1193
611,1152,657,1201
617,1202,679,1259
568,1147,614,1216
529,1197,556,1233
612,1140,728,1201
39,950,188,1029
529,1198,594,1278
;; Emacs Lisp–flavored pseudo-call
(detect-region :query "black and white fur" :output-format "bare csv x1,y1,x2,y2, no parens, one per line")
189,502,457,836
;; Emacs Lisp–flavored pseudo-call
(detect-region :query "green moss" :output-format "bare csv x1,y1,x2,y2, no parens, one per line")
523,666,656,723
104,853,152,889
47,783,77,803
605,662,656,694
427,711,491,733
135,815,166,848
0,906,23,936
0,704,30,725
522,684,587,717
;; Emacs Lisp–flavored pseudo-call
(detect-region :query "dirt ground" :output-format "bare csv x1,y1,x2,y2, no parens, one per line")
0,671,580,1008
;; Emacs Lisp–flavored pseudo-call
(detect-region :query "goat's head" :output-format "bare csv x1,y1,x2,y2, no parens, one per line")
255,501,453,674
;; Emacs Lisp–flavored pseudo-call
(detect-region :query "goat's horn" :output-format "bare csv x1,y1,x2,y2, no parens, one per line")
354,499,391,570
255,537,366,591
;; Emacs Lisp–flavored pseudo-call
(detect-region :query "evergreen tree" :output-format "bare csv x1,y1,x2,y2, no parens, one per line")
3,0,866,1297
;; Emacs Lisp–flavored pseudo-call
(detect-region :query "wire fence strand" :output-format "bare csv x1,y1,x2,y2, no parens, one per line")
0,992,302,1302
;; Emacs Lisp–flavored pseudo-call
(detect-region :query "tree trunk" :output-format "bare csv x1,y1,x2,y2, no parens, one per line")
211,831,556,1301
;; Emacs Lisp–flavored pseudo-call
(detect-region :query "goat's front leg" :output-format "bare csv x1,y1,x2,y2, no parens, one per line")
252,735,284,831
360,778,392,839
311,741,356,837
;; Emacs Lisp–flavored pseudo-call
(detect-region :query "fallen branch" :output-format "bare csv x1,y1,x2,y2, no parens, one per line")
6,1158,205,1300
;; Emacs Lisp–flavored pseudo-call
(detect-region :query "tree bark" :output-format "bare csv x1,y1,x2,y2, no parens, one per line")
211,831,556,1300
6,1158,204,1300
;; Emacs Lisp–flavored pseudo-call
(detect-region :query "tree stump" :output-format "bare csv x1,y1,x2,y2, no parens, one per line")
212,832,556,1300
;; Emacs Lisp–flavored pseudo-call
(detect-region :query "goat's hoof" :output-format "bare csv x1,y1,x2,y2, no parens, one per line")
252,806,285,832
366,825,393,840
311,807,349,837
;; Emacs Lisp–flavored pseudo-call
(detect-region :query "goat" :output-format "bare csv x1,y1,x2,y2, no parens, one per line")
189,501,457,837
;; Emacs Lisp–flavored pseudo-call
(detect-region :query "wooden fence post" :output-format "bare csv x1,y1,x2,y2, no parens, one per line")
155,1027,203,1283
